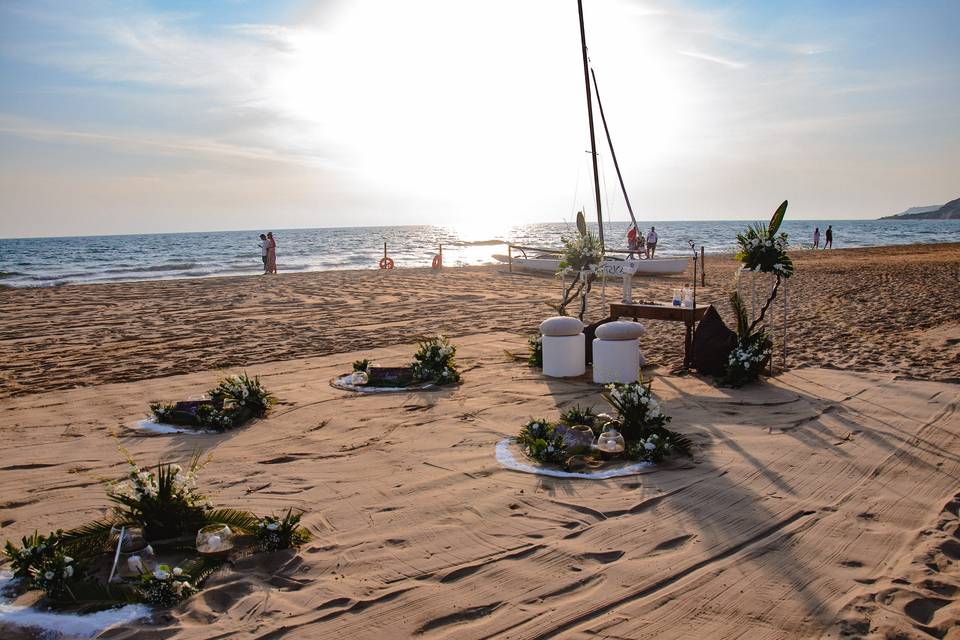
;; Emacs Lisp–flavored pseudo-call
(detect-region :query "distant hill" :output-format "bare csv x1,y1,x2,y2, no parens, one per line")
881,198,959,219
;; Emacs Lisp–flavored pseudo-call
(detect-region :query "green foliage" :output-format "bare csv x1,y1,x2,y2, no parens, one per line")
255,509,311,552
720,292,773,388
625,428,693,463
352,359,370,372
527,335,542,368
559,404,597,429
149,402,176,423
4,530,65,582
208,372,275,420
516,419,567,465
558,230,603,273
769,199,788,235
576,210,587,237
201,508,259,535
411,335,461,384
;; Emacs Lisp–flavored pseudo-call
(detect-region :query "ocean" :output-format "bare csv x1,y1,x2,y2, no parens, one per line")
2,219,958,288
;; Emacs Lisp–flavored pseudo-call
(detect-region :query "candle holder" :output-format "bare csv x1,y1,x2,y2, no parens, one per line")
561,424,596,452
196,524,235,556
595,424,625,455
112,527,157,580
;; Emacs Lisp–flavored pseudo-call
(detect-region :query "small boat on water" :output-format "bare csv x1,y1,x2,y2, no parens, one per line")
492,253,688,276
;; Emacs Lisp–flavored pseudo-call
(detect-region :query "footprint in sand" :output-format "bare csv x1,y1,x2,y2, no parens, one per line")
903,596,952,625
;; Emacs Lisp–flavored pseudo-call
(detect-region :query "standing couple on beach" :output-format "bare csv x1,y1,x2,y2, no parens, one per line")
259,232,278,274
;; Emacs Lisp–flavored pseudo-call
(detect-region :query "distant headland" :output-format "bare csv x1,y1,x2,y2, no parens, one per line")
881,197,960,219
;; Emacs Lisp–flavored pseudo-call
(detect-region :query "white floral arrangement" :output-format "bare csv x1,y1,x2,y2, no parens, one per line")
734,201,794,277
136,564,197,607
410,335,461,384
602,380,671,440
109,461,206,510
626,432,676,463
255,509,310,552
722,330,773,388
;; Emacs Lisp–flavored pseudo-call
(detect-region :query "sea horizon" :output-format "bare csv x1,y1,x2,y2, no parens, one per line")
2,219,959,289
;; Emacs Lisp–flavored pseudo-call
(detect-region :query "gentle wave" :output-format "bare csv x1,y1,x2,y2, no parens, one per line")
1,220,958,288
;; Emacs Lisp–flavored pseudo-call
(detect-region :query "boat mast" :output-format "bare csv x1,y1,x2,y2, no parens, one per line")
577,0,604,250
590,67,639,230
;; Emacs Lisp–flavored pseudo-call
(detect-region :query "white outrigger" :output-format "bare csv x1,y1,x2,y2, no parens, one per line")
494,249,687,276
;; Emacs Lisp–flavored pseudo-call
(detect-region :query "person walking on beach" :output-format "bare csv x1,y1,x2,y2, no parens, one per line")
626,224,644,258
645,226,658,259
266,232,277,274
258,234,269,273
824,225,833,249
813,227,820,249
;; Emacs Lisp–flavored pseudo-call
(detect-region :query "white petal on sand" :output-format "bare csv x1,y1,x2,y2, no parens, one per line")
131,419,209,435
495,438,651,478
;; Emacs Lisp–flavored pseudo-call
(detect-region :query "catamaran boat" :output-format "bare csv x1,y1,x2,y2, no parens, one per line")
494,0,690,278
493,253,688,276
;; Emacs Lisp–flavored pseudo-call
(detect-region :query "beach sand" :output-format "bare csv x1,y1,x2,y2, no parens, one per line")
1,243,959,639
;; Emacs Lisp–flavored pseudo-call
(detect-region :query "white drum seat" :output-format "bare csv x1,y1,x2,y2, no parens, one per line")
542,334,586,377
592,338,642,384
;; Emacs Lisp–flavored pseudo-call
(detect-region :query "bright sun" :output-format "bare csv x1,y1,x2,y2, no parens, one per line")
265,0,702,227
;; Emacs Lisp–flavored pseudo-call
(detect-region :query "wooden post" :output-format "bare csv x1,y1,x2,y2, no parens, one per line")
782,278,788,374
508,245,512,273
383,242,387,260
700,246,706,286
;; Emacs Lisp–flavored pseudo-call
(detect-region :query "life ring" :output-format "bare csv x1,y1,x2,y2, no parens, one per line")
379,257,395,270
431,254,442,269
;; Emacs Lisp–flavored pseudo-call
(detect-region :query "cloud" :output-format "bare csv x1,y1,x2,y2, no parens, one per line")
676,48,746,69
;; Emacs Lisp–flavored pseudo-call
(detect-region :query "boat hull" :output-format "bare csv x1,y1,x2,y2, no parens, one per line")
493,255,688,276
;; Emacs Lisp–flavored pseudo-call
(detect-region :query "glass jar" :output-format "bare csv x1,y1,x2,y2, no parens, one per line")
596,425,626,454
196,524,235,556
112,527,157,579
562,424,596,451
350,371,369,386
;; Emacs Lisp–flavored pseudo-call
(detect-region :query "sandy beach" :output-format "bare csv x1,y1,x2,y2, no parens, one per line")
1,243,959,639
1,243,958,399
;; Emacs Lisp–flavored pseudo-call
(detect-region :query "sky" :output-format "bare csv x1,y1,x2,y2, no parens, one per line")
0,0,958,238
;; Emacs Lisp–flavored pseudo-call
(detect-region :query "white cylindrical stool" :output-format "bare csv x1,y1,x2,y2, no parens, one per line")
542,334,586,377
592,321,646,384
539,316,586,378
592,338,640,383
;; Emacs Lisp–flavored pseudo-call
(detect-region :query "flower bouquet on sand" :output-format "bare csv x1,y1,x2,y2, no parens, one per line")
332,335,462,392
514,379,692,472
149,372,275,432
2,447,312,613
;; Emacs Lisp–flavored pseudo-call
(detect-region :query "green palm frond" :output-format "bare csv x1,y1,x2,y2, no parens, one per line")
49,581,140,613
201,508,259,534
729,291,750,339
60,518,129,559
181,555,228,587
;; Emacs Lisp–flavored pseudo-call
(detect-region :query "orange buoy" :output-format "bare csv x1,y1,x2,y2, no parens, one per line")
431,254,442,269
379,256,395,270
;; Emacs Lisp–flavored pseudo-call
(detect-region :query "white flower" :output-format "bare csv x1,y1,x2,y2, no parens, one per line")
153,568,170,581
266,522,280,531
173,567,183,576
44,571,55,580
63,556,73,564
644,441,656,451
64,566,74,578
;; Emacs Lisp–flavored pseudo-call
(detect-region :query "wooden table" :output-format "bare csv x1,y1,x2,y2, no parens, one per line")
597,303,710,368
